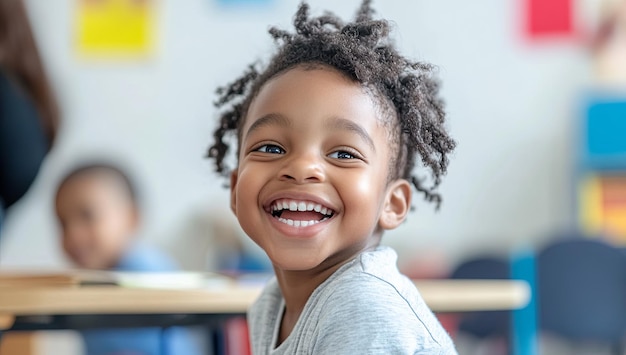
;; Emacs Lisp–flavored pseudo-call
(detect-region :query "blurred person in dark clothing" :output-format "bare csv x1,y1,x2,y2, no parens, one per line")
0,0,59,229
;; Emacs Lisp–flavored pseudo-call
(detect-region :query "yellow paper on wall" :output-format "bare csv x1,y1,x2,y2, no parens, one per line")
579,174,626,244
76,0,156,58
579,175,602,236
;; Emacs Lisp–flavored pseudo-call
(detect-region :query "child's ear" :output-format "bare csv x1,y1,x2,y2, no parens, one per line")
230,169,238,215
379,179,411,230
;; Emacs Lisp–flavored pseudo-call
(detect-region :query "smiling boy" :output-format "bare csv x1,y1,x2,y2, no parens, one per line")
208,1,456,354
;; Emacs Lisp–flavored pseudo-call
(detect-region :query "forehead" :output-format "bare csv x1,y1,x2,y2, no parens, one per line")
56,172,129,206
243,67,384,132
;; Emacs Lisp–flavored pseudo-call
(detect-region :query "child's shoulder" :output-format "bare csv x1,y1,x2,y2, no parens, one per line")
320,246,428,315
309,247,456,353
248,248,456,354
322,246,416,299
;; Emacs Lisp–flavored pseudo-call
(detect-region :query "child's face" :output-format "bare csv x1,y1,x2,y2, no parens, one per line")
55,173,138,270
230,66,410,272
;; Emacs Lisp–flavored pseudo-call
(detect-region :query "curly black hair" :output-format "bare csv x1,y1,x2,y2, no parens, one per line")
207,0,455,209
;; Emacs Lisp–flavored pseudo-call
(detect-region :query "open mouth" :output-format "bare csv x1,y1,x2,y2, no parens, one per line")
268,199,335,227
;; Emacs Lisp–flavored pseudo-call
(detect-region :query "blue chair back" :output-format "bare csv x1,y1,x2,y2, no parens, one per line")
537,238,626,342
451,256,511,339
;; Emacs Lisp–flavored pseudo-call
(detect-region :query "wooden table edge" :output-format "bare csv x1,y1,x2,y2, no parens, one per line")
0,279,530,317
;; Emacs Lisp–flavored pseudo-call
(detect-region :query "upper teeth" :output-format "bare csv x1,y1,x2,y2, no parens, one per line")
271,199,333,216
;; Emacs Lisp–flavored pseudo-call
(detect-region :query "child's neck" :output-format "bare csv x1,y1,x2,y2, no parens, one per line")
274,261,346,346
273,240,381,345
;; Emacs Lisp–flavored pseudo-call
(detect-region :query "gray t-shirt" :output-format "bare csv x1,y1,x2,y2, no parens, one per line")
248,246,457,354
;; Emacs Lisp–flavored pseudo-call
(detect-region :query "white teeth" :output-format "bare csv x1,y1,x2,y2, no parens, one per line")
277,218,321,227
271,199,335,216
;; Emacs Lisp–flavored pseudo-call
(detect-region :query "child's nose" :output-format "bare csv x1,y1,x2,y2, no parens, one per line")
279,151,325,184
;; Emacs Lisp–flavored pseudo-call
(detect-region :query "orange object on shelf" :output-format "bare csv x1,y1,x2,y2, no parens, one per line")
580,174,626,243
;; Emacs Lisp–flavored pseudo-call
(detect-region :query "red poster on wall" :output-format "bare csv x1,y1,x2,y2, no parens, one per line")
524,0,575,38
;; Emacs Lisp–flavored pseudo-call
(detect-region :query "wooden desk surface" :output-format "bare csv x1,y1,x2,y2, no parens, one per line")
0,279,530,318
415,280,530,312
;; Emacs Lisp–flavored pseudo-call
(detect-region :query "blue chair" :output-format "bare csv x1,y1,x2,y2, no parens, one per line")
450,256,511,340
537,238,626,353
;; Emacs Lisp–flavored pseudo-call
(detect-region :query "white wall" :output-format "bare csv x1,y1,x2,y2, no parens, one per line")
1,0,590,270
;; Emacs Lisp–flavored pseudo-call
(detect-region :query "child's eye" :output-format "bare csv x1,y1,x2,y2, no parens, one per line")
256,144,285,154
328,150,357,159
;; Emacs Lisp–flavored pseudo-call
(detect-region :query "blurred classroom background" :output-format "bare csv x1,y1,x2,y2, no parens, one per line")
2,0,626,354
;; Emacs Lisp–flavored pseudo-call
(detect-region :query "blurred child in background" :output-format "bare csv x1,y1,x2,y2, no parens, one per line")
55,162,200,355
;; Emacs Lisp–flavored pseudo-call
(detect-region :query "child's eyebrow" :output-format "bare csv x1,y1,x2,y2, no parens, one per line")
245,114,375,152
245,113,291,139
327,117,376,152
